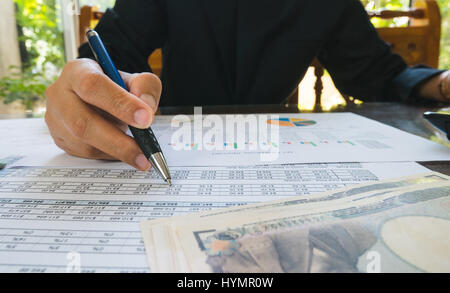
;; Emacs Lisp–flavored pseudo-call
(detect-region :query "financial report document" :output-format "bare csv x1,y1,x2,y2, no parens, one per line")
1,114,449,167
0,161,430,272
151,112,450,165
0,114,445,272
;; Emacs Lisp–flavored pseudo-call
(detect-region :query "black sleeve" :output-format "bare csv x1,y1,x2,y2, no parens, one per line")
317,0,443,103
78,0,167,73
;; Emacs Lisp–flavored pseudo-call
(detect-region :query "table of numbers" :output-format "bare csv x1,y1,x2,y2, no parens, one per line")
0,163,383,272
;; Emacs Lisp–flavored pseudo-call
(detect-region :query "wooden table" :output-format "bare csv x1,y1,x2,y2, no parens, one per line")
159,102,450,175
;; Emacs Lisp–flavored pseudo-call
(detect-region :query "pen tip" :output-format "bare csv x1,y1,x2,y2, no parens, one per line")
167,179,172,186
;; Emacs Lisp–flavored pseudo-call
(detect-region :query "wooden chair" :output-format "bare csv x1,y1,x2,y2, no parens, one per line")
79,5,163,77
372,0,441,68
294,0,442,106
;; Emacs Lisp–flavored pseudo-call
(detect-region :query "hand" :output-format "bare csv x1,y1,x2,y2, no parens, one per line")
45,58,162,171
418,71,450,103
439,71,450,101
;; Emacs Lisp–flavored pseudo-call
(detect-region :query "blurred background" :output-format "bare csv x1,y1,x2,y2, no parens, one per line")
0,0,449,117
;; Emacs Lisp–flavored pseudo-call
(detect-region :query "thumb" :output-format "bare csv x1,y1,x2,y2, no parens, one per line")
120,71,162,113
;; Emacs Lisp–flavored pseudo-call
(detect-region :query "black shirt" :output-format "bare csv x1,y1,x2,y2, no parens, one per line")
79,0,443,107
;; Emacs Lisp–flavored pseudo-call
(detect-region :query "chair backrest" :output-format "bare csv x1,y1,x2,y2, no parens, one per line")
79,5,163,77
373,0,441,68
79,6,102,45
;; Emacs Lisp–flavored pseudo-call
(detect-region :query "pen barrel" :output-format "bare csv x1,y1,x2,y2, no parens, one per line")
129,127,162,158
87,30,170,183
86,31,126,90
87,30,163,158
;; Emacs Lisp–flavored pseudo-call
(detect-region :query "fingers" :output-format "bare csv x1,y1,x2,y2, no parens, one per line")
45,58,162,171
45,110,116,161
443,71,450,101
65,104,151,171
65,59,155,129
120,71,162,112
45,83,151,171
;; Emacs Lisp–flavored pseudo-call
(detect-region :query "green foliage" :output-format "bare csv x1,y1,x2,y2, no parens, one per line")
437,0,450,69
0,66,49,110
79,0,115,10
15,0,65,70
0,0,64,111
363,0,410,27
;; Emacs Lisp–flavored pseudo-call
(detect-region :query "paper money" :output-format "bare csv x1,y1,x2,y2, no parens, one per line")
141,172,450,273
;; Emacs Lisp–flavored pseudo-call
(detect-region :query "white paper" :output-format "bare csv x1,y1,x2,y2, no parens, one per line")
0,114,444,272
1,113,448,168
151,113,450,166
0,161,430,272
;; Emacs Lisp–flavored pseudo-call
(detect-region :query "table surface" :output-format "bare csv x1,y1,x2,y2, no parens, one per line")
1,102,449,174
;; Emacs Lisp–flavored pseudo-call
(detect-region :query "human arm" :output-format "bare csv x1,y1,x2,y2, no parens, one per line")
45,0,167,170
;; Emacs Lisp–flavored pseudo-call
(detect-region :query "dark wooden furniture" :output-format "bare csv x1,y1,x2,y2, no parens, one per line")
79,5,102,45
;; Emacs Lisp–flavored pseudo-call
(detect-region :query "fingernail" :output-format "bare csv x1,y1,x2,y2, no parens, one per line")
134,109,151,128
140,94,157,112
135,154,151,170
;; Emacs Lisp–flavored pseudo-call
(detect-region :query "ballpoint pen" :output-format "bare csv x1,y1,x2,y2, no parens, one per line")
86,30,172,186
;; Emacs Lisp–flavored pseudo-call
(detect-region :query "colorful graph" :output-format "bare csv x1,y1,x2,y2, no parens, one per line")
169,140,356,150
337,140,356,146
300,141,317,147
170,142,258,150
262,142,278,148
168,143,199,150
224,142,239,150
267,118,317,127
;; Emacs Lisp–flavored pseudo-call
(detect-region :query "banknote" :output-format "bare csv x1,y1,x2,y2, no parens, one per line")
141,172,450,273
